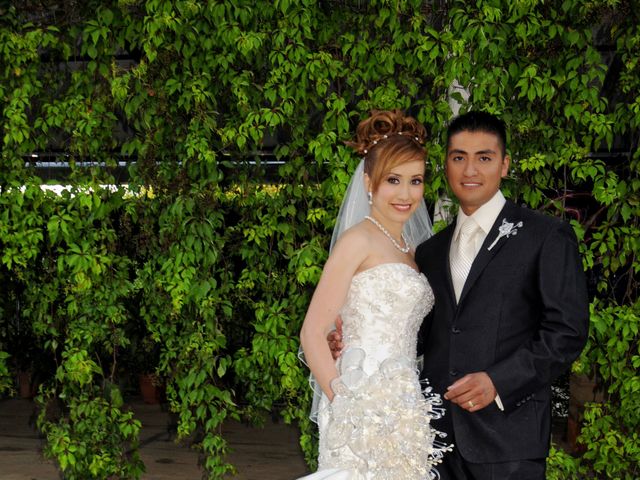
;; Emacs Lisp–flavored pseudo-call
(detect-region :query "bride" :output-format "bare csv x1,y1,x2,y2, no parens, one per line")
299,110,452,480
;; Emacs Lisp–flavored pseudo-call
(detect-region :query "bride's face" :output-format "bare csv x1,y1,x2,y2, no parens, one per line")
367,159,425,226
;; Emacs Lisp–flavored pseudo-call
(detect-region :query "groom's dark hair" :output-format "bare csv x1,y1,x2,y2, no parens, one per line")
446,111,507,157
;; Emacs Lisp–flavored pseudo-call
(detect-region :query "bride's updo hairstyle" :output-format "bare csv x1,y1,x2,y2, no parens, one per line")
346,109,427,192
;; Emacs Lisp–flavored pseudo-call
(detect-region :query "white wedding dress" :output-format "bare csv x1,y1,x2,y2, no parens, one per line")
300,263,451,480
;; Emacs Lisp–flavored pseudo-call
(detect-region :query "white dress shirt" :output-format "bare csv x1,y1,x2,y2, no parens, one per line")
450,190,506,259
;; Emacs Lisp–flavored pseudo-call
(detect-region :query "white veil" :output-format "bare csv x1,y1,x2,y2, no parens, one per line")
300,158,434,423
331,158,434,253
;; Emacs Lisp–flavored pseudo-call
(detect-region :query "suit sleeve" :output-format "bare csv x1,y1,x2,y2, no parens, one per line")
486,221,590,412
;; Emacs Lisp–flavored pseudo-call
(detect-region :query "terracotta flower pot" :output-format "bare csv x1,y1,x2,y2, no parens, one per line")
18,371,37,399
567,373,604,451
138,373,163,404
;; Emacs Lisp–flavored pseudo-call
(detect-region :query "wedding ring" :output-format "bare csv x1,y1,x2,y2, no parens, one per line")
468,400,475,408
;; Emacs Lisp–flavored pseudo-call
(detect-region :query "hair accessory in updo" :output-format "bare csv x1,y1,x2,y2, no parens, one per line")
346,109,427,158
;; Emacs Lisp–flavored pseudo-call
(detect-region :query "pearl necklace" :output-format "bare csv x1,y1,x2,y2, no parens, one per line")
365,215,411,253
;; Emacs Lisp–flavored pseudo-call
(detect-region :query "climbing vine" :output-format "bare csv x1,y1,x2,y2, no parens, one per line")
0,1,638,478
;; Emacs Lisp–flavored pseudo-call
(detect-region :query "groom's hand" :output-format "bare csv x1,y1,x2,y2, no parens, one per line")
327,317,344,360
444,372,497,412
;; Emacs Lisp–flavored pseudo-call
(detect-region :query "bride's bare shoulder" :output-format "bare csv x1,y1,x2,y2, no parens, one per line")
333,221,372,250
328,221,373,266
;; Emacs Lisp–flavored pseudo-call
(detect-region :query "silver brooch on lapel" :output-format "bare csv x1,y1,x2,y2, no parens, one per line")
487,218,524,251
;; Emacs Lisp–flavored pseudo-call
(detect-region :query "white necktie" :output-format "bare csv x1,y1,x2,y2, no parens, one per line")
451,218,480,301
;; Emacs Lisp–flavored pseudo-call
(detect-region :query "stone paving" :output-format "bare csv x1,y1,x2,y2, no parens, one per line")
0,398,310,479
0,396,575,479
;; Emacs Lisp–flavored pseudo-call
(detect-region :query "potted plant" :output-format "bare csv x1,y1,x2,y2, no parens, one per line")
2,304,49,399
132,335,164,404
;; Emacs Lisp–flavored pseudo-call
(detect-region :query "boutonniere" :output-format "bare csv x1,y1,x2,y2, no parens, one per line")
487,218,524,251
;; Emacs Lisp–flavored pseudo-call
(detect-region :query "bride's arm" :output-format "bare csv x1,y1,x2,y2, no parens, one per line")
300,228,369,401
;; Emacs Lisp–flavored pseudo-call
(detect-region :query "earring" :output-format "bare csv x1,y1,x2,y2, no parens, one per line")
367,191,373,205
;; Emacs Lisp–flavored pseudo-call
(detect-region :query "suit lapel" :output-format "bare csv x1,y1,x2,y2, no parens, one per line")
440,225,457,308
423,223,457,310
458,201,522,305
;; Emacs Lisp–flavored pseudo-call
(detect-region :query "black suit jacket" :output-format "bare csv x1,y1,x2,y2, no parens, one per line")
416,200,589,463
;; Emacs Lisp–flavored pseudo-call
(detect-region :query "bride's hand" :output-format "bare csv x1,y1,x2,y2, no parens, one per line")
327,317,344,360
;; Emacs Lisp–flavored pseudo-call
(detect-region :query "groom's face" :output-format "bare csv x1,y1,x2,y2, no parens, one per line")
445,130,510,216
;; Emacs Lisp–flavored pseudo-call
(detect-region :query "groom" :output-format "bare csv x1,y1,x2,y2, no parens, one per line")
330,111,589,479
414,111,589,479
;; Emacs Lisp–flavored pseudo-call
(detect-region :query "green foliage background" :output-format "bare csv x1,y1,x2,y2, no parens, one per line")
0,0,638,478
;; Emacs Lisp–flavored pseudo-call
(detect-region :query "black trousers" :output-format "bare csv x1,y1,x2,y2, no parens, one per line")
438,446,546,480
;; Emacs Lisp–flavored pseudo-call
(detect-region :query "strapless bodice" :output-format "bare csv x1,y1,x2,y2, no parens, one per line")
339,262,434,370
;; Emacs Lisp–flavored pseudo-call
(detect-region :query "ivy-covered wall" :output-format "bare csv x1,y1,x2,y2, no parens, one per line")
0,1,638,478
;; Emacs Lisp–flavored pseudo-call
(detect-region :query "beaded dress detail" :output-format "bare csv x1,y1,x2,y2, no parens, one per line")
300,263,451,480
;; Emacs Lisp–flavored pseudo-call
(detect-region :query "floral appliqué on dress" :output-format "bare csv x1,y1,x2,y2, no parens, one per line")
314,263,452,480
